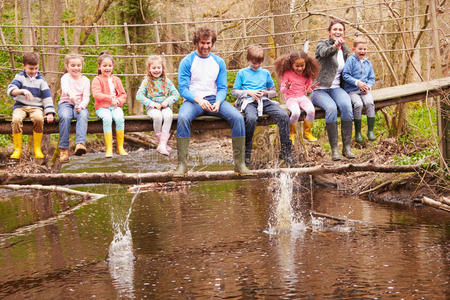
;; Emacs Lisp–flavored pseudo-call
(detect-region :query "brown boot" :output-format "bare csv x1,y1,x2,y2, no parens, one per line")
60,149,69,163
74,143,87,156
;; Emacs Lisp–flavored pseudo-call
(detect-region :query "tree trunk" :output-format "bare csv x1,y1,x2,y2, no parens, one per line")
45,0,63,98
269,0,295,55
0,163,424,186
20,0,33,51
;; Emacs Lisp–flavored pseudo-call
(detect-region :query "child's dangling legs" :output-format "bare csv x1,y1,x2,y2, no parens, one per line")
96,108,114,157
286,98,301,144
361,92,376,141
297,96,317,142
160,107,173,153
149,108,170,155
111,107,127,155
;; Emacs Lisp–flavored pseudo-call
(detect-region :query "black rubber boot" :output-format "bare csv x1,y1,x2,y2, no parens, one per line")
279,140,297,166
245,151,251,166
326,122,341,161
367,117,376,141
173,137,190,177
354,119,363,143
232,137,252,175
341,120,355,159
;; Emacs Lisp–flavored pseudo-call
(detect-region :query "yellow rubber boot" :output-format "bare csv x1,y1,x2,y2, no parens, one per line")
104,132,113,158
116,130,128,155
33,131,44,159
303,120,317,142
289,123,297,145
10,132,23,159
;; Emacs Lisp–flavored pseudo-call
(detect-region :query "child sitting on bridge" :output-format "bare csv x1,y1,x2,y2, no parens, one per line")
7,52,55,160
92,52,128,157
274,50,320,143
136,55,180,155
232,45,295,166
58,53,90,163
342,36,376,142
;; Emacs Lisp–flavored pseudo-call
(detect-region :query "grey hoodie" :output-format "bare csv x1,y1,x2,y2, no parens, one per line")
315,37,350,88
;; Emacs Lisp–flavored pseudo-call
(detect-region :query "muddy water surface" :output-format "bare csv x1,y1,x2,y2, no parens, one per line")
0,150,449,299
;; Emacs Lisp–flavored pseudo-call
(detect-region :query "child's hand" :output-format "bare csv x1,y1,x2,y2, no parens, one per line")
356,80,370,93
154,103,162,110
285,81,292,89
310,81,319,91
111,96,119,107
46,114,54,123
160,99,170,108
248,90,262,100
75,105,83,113
22,89,33,100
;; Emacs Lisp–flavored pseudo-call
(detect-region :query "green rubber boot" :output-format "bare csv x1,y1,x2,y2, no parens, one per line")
354,119,363,143
173,137,190,177
232,137,252,175
367,117,376,141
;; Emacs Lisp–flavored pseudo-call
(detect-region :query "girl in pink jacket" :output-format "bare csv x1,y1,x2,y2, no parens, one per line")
91,52,128,157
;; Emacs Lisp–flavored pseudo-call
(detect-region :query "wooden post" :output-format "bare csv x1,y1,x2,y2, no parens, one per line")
62,23,68,49
184,22,189,42
154,21,160,47
93,23,99,47
132,52,137,75
124,22,131,49
0,27,16,70
429,0,447,166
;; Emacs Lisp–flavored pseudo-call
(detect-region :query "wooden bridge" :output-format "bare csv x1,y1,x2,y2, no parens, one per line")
0,77,448,134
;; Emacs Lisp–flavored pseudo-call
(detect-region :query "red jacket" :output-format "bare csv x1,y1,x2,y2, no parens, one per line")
91,75,127,110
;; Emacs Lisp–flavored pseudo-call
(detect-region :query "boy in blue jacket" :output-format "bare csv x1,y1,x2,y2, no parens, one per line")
342,37,376,142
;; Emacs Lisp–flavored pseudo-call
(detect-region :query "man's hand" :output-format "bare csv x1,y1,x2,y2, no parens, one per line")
46,114,54,123
195,97,213,112
211,101,221,113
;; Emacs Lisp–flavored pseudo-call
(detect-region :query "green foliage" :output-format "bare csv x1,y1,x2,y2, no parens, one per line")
393,148,438,167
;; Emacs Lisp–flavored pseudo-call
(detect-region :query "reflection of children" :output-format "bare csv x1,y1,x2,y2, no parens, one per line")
136,55,179,155
342,36,376,142
7,52,55,159
274,51,320,143
58,54,90,163
232,45,295,166
91,52,128,157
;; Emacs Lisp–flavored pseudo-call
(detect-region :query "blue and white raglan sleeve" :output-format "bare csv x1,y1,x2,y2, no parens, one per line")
215,55,227,103
178,54,196,102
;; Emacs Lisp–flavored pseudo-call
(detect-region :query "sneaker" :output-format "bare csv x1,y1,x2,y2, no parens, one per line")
60,149,69,163
74,143,87,156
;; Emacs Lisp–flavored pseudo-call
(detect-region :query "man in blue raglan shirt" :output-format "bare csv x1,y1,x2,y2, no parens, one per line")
174,26,251,177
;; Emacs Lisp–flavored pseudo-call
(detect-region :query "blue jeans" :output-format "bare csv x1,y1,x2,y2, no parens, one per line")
176,96,245,138
96,107,125,132
311,88,353,123
244,99,290,154
58,102,89,149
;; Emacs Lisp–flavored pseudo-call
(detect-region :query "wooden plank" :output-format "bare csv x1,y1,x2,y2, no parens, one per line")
0,78,448,135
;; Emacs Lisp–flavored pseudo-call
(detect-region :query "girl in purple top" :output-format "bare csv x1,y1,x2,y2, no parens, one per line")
274,51,320,143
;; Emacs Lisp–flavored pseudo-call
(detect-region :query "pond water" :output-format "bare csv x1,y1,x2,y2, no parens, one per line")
0,150,449,299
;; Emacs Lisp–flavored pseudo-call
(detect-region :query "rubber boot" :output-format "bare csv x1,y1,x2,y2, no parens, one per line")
156,132,170,156
245,151,251,166
341,120,355,159
116,130,128,155
232,137,252,175
289,123,297,145
326,123,341,161
303,120,317,142
60,148,69,163
33,131,44,159
279,139,297,165
354,119,363,143
173,137,190,177
367,117,376,141
104,132,113,158
10,132,22,159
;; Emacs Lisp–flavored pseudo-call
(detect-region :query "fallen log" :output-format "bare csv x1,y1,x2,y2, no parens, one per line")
422,196,450,212
0,184,105,200
0,163,423,186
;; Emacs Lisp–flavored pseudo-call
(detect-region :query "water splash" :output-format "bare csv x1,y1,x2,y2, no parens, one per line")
107,191,139,299
267,172,306,235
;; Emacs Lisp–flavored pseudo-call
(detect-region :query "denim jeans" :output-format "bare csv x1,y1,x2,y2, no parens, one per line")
96,106,125,133
176,96,245,138
58,102,89,149
311,88,353,123
244,99,290,154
